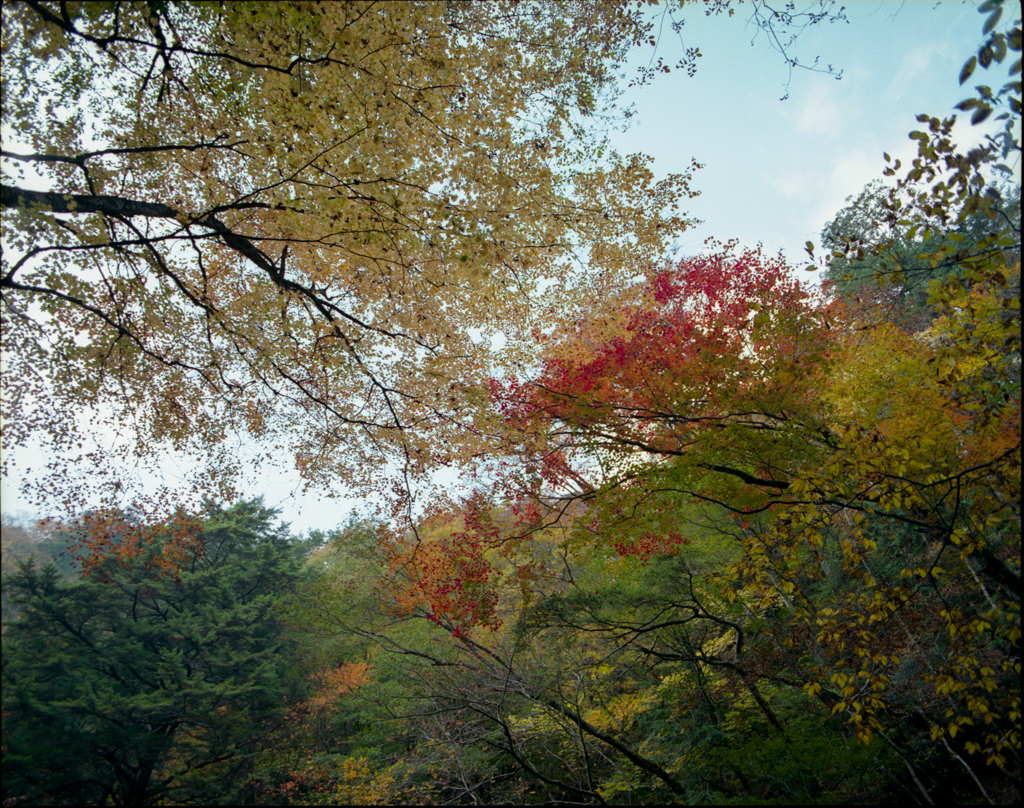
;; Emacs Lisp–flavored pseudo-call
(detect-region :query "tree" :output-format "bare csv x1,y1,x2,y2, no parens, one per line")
1,512,81,621
275,251,1017,802
288,249,844,802
809,8,1021,784
1,513,49,581
1,0,699,511
482,243,834,522
806,0,1021,335
821,178,1020,331
463,235,1019,800
1,498,308,806
295,492,909,804
249,3,1020,802
1,0,858,515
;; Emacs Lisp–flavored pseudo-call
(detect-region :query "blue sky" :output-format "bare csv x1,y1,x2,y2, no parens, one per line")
2,1,1016,532
606,0,1006,263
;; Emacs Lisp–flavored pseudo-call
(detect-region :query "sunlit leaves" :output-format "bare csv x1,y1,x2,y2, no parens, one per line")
467,222,1019,786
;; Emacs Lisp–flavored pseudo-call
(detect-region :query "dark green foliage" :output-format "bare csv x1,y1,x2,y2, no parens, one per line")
1,499,308,807
821,179,1020,329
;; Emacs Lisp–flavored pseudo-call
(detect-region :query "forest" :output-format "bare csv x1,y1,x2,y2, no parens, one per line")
1,1,1020,805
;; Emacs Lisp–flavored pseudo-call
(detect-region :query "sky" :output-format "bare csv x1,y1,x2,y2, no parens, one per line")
606,0,1010,263
2,0,1018,532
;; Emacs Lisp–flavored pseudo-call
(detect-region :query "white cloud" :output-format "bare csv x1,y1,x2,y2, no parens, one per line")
770,169,813,199
795,83,845,136
801,147,889,245
885,43,943,101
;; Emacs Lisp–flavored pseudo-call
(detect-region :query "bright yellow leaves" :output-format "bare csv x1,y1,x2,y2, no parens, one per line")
772,266,1019,754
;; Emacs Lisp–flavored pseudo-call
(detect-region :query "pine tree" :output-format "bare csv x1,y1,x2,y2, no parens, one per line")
1,499,307,806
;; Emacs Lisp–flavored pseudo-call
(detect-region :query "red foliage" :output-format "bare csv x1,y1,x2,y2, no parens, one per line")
487,243,833,504
388,246,834,629
382,494,505,634
70,508,204,583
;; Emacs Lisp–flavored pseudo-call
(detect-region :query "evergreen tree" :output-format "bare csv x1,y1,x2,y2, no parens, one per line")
1,499,307,806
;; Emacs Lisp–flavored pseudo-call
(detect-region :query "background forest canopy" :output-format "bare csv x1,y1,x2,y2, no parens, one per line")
1,1,1021,806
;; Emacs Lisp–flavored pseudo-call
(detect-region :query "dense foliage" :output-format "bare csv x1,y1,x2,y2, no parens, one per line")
2,500,309,806
821,178,1021,330
0,0,696,509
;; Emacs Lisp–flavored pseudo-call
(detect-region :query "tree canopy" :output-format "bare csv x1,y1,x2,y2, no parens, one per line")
1,499,308,806
1,1,1020,804
821,178,1020,330
1,0,698,508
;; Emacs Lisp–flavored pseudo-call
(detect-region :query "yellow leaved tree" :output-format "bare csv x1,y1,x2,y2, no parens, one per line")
1,1,696,511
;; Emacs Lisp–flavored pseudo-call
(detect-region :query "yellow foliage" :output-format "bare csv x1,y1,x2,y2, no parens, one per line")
302,662,370,717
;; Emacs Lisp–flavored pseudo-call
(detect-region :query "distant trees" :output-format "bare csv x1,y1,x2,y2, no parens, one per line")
1,513,79,621
1,513,76,579
1,499,309,806
821,178,1020,329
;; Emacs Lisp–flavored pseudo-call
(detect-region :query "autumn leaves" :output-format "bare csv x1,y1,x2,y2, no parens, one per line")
389,230,1018,784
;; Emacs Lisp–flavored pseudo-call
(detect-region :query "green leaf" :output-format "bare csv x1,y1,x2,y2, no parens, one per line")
979,46,993,69
978,0,999,13
992,33,1007,62
983,7,1002,35
971,105,993,124
960,55,978,85
954,98,982,111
